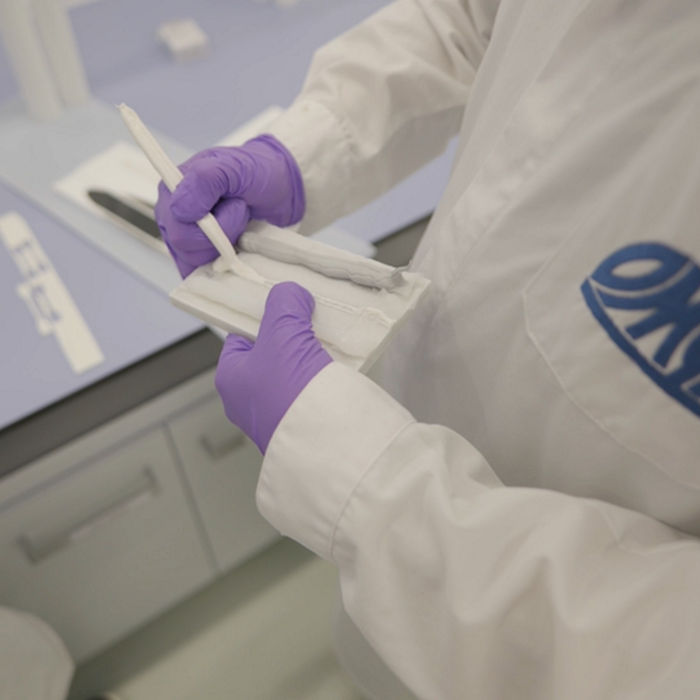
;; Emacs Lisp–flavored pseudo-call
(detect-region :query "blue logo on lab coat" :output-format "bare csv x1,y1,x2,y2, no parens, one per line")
581,242,700,418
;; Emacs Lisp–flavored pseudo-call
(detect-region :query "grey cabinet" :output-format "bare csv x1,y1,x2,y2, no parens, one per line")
168,397,278,573
0,369,277,662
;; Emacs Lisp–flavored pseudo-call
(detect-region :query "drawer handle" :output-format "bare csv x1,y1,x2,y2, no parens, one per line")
199,431,246,460
18,468,159,564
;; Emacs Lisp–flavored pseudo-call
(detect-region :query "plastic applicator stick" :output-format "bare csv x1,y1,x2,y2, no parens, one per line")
118,103,263,280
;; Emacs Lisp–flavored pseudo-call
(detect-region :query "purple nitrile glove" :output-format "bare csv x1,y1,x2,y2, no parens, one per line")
215,281,333,453
154,134,305,277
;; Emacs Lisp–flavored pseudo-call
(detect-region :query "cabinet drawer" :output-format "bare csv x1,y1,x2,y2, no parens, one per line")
0,428,213,662
168,397,278,573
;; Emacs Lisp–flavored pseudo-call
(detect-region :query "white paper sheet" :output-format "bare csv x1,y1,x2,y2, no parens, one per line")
53,140,160,225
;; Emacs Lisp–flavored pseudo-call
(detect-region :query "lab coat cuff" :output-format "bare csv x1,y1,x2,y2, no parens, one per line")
267,99,354,235
257,362,415,561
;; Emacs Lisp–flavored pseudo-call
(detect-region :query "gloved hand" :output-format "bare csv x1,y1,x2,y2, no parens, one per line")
154,135,305,277
215,281,333,453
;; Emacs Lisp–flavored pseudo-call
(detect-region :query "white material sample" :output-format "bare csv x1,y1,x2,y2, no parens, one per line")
0,0,62,120
157,18,210,62
240,223,402,290
0,212,104,374
310,227,376,259
171,225,430,371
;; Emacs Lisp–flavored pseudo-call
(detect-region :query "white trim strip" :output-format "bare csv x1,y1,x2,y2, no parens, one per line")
0,212,104,374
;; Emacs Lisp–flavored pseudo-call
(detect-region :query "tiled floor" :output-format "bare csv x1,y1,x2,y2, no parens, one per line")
68,540,365,700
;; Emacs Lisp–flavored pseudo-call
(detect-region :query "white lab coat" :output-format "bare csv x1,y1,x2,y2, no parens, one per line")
264,0,700,698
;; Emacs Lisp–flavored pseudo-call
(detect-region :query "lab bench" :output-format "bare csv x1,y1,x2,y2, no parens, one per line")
0,0,437,676
0,215,426,666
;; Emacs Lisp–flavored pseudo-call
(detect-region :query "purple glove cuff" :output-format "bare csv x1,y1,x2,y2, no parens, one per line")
249,134,306,226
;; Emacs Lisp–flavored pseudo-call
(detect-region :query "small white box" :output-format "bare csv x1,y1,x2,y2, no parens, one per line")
157,18,209,62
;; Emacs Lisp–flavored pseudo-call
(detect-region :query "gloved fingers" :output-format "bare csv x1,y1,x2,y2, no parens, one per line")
156,213,214,274
161,138,305,237
211,196,251,247
170,196,249,260
162,237,196,279
165,218,215,253
156,186,204,277
221,333,255,356
257,282,316,343
159,186,249,247
171,155,240,223
157,184,250,275
215,334,254,397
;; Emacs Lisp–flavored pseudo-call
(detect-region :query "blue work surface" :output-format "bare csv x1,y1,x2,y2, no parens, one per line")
0,182,201,431
0,0,452,437
0,0,452,243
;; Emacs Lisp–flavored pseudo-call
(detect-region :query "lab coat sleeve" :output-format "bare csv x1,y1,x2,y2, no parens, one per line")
267,0,500,233
258,362,700,699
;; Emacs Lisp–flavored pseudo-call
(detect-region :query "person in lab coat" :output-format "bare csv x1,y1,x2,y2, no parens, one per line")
154,1,700,697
